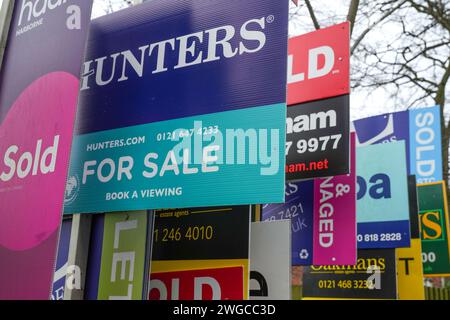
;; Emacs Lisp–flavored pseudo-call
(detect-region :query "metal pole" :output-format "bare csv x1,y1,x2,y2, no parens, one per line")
64,214,93,300
0,0,13,72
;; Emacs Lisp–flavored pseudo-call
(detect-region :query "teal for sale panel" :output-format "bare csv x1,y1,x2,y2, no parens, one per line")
356,141,411,248
64,104,285,214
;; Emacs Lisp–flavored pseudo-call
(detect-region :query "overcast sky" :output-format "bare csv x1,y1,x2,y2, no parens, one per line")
0,0,438,121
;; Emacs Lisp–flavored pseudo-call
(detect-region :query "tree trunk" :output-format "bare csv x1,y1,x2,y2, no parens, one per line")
346,0,360,36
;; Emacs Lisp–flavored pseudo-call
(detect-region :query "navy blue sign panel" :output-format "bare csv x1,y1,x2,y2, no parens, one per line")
262,181,314,266
75,0,288,134
51,218,72,300
84,214,104,300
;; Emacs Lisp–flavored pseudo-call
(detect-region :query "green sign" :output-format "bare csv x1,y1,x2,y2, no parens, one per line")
417,182,450,276
98,212,148,300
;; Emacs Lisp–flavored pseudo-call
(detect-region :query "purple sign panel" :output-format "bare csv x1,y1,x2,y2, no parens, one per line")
353,110,409,174
353,106,443,184
262,181,314,265
84,214,105,300
0,1,92,299
313,134,356,265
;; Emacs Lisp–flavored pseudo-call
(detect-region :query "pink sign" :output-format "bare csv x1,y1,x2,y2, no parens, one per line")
313,133,356,265
0,73,79,299
0,2,92,299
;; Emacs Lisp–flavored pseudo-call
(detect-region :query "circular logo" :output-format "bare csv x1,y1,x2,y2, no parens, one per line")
64,175,80,205
266,15,275,24
299,249,309,260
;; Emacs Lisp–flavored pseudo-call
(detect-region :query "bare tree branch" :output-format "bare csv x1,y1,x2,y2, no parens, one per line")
436,58,450,108
351,0,407,54
304,0,321,30
347,0,360,35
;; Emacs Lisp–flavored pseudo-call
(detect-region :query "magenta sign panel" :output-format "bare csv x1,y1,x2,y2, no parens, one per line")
0,1,92,299
313,133,356,265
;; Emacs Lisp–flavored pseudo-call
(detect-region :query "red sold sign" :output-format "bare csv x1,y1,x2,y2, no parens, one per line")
288,22,350,105
149,266,244,300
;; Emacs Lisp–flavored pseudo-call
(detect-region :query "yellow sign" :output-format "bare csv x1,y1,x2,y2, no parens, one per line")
396,239,425,300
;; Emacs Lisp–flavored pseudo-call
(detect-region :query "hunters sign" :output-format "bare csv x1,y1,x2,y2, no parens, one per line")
64,0,289,214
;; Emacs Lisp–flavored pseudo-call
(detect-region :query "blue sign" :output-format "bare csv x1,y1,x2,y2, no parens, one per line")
353,105,442,184
65,0,288,214
409,107,443,184
356,142,411,248
84,214,104,300
262,181,314,265
51,219,72,300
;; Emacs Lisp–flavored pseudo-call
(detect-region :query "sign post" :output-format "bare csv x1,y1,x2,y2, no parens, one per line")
396,176,425,300
64,214,92,301
0,0,13,70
